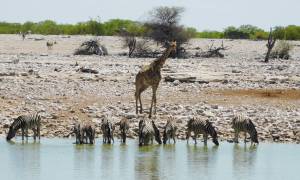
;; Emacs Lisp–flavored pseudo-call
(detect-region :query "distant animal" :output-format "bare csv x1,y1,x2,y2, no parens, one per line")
46,41,57,50
73,122,96,144
118,118,129,143
20,32,27,40
6,113,41,141
73,123,82,144
135,41,177,118
163,116,177,144
186,117,219,146
101,118,115,144
138,118,162,146
232,115,258,145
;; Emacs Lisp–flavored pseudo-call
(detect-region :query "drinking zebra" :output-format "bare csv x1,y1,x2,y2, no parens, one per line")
186,117,219,146
101,118,114,144
118,118,129,143
73,123,82,144
72,122,96,144
138,119,162,146
232,115,258,145
163,116,177,144
6,113,41,141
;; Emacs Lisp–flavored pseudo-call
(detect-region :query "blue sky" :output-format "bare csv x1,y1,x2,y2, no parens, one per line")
0,0,299,31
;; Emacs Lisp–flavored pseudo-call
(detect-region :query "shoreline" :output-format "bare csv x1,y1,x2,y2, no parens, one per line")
0,35,299,144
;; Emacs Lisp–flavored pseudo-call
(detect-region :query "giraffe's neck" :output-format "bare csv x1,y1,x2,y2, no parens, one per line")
152,46,173,70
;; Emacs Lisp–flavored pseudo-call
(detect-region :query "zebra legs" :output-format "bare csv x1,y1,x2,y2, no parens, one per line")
38,126,41,140
22,128,25,141
234,132,239,143
244,132,247,144
25,128,29,141
203,133,208,146
33,129,37,141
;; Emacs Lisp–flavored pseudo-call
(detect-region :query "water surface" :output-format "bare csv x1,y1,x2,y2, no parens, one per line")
0,138,299,180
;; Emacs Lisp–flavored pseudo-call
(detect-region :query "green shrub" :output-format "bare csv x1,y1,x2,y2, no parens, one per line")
196,31,224,39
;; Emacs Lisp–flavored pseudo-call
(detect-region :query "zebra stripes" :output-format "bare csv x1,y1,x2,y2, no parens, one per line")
232,115,258,145
6,113,41,141
73,122,96,144
186,117,219,146
101,118,115,144
118,118,129,143
138,119,162,146
163,116,177,144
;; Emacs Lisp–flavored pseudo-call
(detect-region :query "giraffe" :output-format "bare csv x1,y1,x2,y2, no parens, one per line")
135,41,176,118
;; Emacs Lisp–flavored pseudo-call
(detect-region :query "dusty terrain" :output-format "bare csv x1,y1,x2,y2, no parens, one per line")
0,34,300,143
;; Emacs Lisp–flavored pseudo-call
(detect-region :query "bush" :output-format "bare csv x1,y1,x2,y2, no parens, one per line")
251,31,269,40
196,31,224,39
270,40,293,59
74,39,108,56
224,26,249,39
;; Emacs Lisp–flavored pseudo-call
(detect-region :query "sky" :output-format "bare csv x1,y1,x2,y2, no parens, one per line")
0,0,299,31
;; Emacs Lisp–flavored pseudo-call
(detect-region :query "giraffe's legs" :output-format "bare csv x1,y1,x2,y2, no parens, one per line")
138,91,143,114
149,85,158,118
135,91,139,114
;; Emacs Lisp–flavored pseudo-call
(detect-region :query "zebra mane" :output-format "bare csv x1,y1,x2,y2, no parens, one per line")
205,120,217,137
11,116,23,130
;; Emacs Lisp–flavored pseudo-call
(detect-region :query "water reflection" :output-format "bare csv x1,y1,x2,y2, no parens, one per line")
134,145,160,180
0,139,299,180
100,144,115,179
232,144,257,179
8,141,41,180
73,144,96,179
186,144,219,179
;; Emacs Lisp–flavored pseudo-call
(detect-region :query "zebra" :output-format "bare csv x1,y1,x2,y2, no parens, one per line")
6,113,41,141
186,117,219,146
163,116,177,144
101,118,114,144
73,123,82,144
118,118,129,143
73,122,96,144
138,119,162,146
232,115,258,145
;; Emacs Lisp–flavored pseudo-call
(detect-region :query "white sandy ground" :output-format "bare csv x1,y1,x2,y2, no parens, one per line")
0,34,299,143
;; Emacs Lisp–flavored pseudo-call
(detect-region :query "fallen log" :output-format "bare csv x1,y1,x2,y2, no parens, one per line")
164,75,209,84
77,67,99,74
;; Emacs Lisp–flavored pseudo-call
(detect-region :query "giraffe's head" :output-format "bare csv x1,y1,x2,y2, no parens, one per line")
169,41,177,52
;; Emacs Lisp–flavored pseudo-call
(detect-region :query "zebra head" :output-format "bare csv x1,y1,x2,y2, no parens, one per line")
163,129,168,144
6,126,17,141
6,118,20,141
87,125,96,144
152,120,162,144
101,118,114,143
138,119,145,146
206,120,219,146
119,118,128,143
73,123,82,144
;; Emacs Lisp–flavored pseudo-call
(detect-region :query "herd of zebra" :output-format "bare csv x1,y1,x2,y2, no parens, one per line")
5,113,259,146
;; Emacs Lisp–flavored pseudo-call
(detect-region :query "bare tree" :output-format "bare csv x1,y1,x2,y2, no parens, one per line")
196,41,230,58
265,28,276,63
144,6,191,58
120,29,137,57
